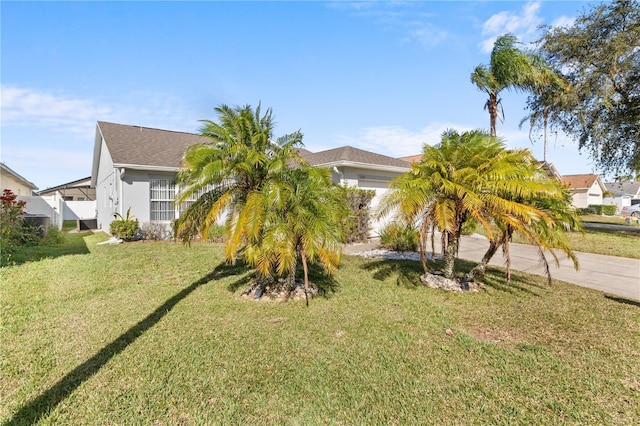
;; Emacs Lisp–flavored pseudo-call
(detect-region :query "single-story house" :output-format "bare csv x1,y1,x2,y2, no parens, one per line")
561,174,607,208
91,121,410,235
1,162,38,195
38,177,96,201
603,181,640,212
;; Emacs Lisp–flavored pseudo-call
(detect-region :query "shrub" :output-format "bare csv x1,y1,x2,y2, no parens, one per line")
601,205,617,216
461,219,478,235
140,222,171,241
380,223,419,252
342,187,375,243
1,189,26,266
206,224,226,242
43,225,65,245
109,208,140,241
577,207,596,215
588,204,605,215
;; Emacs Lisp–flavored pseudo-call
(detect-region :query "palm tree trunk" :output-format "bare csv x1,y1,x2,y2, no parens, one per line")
300,249,310,306
443,231,458,280
488,94,498,137
543,106,549,163
464,238,502,282
418,219,431,274
286,256,297,292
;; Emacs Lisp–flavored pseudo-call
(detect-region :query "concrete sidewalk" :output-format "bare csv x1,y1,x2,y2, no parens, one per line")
345,236,640,301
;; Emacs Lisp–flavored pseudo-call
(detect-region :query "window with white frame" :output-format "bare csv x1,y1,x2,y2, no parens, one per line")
150,179,177,221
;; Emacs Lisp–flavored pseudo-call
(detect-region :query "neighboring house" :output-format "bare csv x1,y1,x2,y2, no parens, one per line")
398,154,423,164
537,161,562,181
603,181,640,212
0,162,38,195
561,174,607,208
38,177,96,201
91,121,411,235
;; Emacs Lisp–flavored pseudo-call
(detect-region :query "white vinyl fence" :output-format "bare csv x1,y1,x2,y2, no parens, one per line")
18,192,96,230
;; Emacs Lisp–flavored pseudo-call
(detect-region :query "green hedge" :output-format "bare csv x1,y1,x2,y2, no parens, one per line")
585,204,617,216
380,223,418,251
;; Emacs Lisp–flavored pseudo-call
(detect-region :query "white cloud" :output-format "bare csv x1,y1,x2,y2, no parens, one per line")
551,16,575,29
404,22,448,48
480,1,543,52
0,85,201,135
1,86,113,136
326,123,476,158
329,1,447,49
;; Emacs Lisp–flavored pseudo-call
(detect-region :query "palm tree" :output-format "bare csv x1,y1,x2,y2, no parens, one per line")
243,166,347,300
463,159,581,284
519,56,572,163
380,129,576,283
471,34,540,137
174,103,304,265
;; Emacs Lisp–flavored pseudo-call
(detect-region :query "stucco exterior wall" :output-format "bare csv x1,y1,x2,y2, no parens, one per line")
94,139,117,231
121,170,153,224
571,191,589,209
587,181,603,205
1,172,34,196
330,165,402,236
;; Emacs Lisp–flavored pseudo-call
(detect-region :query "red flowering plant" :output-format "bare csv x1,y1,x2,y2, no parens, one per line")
1,189,27,265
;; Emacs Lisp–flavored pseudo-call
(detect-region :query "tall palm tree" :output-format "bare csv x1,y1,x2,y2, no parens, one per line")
243,166,347,298
471,34,540,137
380,129,575,282
174,103,304,264
519,56,572,163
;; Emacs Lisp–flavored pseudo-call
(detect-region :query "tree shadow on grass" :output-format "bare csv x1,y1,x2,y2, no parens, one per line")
4,266,225,426
360,255,546,295
224,260,340,298
308,262,340,297
605,294,640,308
478,268,545,296
361,259,424,288
9,232,92,265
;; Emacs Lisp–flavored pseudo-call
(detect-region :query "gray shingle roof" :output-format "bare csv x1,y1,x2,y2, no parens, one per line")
98,121,207,168
299,146,410,169
97,122,410,171
604,181,640,197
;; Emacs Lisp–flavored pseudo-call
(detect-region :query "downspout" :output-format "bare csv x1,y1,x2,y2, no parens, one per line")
118,168,125,217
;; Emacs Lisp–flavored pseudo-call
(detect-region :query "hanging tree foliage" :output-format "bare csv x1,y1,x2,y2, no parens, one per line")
536,0,640,175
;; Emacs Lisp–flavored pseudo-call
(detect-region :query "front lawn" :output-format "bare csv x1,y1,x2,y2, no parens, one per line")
1,233,638,424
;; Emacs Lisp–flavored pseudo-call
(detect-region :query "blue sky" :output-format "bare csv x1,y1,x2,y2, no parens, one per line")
2,0,598,190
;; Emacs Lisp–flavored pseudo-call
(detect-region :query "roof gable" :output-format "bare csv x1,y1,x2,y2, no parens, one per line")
398,154,423,163
97,121,207,168
604,181,640,197
0,162,38,190
561,174,605,191
300,146,410,169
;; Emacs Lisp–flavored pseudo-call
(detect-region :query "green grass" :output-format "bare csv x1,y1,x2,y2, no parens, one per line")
564,227,640,259
469,219,640,260
2,233,639,424
505,227,640,259
580,214,640,226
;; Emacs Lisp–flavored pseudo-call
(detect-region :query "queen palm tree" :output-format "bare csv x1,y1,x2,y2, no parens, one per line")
174,103,304,265
519,57,572,163
471,34,541,137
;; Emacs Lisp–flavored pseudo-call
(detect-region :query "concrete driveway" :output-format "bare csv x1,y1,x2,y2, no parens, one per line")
457,235,640,301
